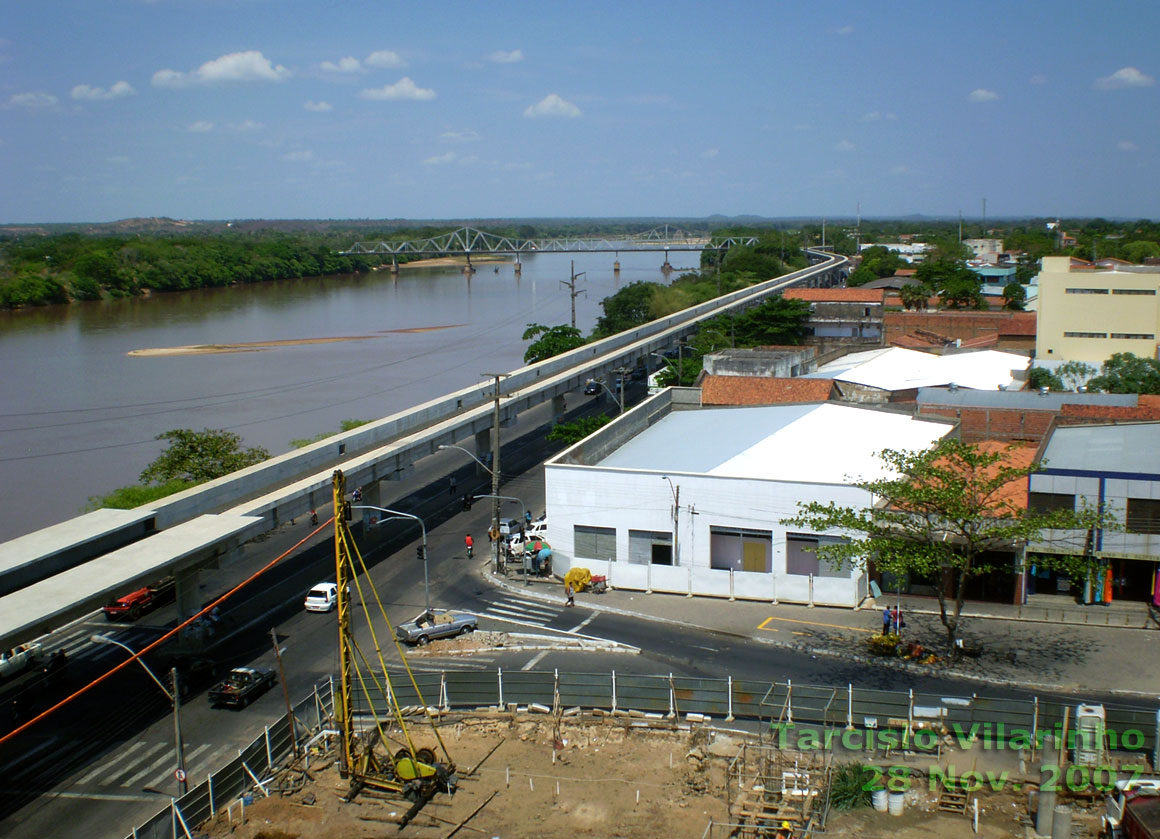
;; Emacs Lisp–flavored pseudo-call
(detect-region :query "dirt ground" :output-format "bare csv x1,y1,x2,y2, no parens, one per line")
197,715,1089,839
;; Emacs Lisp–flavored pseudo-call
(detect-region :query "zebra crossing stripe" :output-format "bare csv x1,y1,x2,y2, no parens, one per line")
76,740,150,785
484,606,549,622
100,741,167,786
498,598,559,617
121,749,176,788
145,742,211,790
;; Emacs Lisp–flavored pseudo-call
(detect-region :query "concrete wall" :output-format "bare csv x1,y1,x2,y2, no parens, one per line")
918,404,1057,442
702,347,816,378
543,461,868,607
883,310,1036,351
1036,256,1160,362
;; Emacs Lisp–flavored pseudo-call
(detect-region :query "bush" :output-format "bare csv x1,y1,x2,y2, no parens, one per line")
828,762,873,810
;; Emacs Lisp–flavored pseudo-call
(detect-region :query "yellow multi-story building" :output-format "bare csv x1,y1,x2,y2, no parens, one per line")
1036,256,1160,363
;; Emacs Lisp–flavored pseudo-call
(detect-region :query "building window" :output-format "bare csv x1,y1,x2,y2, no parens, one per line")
1064,288,1109,294
1110,333,1155,340
709,527,772,572
1029,492,1075,514
1112,289,1157,295
629,529,673,566
1126,499,1160,535
785,533,849,578
574,525,616,561
1063,331,1108,339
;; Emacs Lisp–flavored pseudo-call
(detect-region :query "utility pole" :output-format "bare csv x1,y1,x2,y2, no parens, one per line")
271,627,299,757
856,201,862,252
959,210,963,245
170,667,187,796
560,260,586,329
484,373,508,574
982,197,987,237
821,218,826,248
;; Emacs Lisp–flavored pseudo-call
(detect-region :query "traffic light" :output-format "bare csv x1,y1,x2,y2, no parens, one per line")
416,545,425,561
462,493,472,511
342,501,352,521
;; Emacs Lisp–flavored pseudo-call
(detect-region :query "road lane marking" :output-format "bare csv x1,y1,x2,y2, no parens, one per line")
122,750,176,788
521,651,549,671
567,614,596,634
757,616,875,634
76,740,151,785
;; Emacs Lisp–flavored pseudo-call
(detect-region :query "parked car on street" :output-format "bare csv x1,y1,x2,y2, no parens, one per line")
208,667,277,708
395,609,478,646
304,582,340,612
0,644,42,679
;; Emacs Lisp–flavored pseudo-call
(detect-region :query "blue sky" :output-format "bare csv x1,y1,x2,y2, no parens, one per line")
3,1,1158,223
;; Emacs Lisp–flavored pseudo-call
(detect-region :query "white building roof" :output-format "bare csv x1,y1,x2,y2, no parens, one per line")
596,403,953,485
805,347,1028,391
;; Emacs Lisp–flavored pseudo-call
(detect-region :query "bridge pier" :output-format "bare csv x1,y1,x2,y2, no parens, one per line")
473,429,494,479
174,566,204,648
514,252,521,275
552,394,567,423
390,258,399,274
613,251,620,274
661,247,672,273
464,253,475,275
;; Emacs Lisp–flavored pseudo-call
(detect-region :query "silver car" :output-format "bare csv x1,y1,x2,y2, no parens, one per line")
395,609,478,646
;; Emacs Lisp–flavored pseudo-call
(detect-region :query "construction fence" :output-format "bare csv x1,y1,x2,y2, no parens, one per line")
124,669,1160,838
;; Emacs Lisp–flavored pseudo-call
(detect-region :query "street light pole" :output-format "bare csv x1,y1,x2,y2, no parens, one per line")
482,374,508,574
90,634,186,796
351,505,429,614
661,476,679,567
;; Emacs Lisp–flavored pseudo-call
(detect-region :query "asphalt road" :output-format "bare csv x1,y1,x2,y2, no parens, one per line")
0,378,1136,839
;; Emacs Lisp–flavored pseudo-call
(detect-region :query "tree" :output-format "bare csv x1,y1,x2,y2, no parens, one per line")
782,439,1111,655
1057,361,1096,392
898,283,930,311
939,275,986,310
522,323,585,363
547,414,612,445
857,246,906,278
1001,281,1026,310
1027,366,1064,391
139,428,270,484
1088,353,1160,394
1123,241,1160,264
592,281,662,337
846,265,878,287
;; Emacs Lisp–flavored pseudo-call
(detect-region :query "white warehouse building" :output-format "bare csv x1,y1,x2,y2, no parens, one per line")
544,391,955,607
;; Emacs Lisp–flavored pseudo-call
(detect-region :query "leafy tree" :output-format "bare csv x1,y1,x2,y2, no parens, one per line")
522,323,586,363
139,428,270,484
940,276,986,310
857,245,906,278
592,281,663,337
783,440,1113,654
547,414,612,445
653,356,702,387
1027,366,1064,391
846,265,878,287
1088,353,1160,394
87,479,197,511
1001,281,1026,310
898,284,930,311
1123,241,1160,263
1057,361,1096,392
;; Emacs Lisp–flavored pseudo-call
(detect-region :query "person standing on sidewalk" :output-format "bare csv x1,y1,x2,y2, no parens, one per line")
565,582,575,607
882,606,892,636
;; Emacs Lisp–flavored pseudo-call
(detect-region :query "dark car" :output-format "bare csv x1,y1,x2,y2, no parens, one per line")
583,379,600,395
208,666,276,708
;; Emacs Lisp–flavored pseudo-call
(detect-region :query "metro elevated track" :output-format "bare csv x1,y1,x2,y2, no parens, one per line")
0,251,847,652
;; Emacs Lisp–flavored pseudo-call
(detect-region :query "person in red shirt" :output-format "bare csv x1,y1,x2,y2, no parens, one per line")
464,533,473,559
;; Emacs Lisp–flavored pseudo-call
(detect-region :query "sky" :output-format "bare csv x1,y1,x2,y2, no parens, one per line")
2,1,1158,223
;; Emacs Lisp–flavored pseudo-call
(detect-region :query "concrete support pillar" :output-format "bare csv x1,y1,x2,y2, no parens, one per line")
514,254,522,274
1050,805,1071,839
175,566,202,648
360,481,385,544
389,258,399,274
473,429,493,478
552,394,566,422
464,253,475,274
1036,735,1057,837
661,247,672,272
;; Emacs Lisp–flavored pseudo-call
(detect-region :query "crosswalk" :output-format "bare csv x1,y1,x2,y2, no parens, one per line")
36,621,166,669
478,593,563,629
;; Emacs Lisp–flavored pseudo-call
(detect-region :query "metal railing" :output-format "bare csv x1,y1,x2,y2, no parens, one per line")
126,666,1154,838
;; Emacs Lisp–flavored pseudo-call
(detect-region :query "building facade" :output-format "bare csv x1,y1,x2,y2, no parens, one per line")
1035,256,1160,362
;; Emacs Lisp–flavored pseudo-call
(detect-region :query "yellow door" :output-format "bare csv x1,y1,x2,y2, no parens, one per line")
743,541,766,573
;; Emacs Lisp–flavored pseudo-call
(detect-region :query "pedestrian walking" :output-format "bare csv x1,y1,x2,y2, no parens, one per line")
353,487,362,503
882,606,892,636
565,582,575,607
310,509,319,527
449,474,457,496
524,510,532,526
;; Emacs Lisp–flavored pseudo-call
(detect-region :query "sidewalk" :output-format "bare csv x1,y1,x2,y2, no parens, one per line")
489,568,1160,700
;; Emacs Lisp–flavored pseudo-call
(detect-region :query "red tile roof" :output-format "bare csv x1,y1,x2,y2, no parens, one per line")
784,288,885,303
701,375,836,406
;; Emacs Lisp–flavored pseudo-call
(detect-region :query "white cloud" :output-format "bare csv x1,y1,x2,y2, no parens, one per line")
321,56,361,73
282,150,314,162
523,93,581,119
834,139,855,152
365,50,406,69
1030,74,1048,85
1094,66,1155,90
188,120,214,132
152,50,290,88
71,81,135,101
702,148,719,159
836,25,854,35
441,129,480,142
488,49,524,64
424,151,457,165
304,100,332,112
861,111,896,122
107,155,131,164
8,91,58,108
234,119,264,132
967,88,999,102
890,164,912,175
359,77,436,100
1118,140,1139,152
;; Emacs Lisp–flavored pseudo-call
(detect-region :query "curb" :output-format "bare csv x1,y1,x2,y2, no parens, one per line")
481,566,1160,700
408,631,638,657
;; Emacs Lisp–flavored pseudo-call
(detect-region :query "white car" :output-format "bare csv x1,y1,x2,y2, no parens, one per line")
0,643,42,679
304,582,340,612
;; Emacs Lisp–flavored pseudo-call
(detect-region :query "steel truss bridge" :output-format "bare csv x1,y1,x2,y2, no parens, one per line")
339,226,758,257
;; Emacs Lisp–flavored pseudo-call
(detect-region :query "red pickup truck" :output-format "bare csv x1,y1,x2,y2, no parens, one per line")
102,578,176,621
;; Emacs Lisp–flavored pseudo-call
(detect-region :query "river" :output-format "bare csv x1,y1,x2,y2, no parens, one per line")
0,250,700,542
